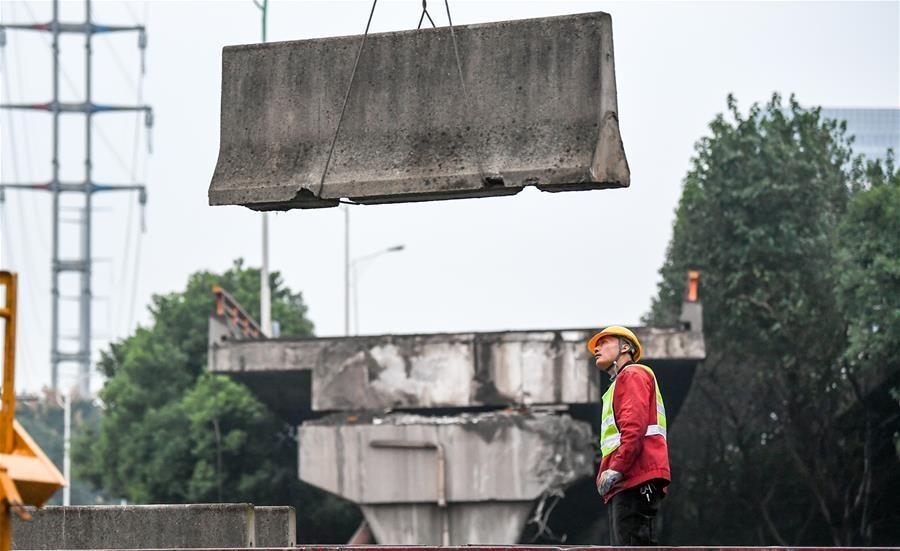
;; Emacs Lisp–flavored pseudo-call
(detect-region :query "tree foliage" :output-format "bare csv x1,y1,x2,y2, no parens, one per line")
16,395,105,505
75,260,361,542
646,94,900,546
836,158,900,379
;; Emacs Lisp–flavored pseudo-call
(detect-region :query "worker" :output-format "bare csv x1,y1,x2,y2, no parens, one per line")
588,325,670,546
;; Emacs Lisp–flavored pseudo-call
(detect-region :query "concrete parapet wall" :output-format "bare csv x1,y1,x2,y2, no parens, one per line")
11,504,295,549
252,506,296,547
209,12,628,210
210,327,704,419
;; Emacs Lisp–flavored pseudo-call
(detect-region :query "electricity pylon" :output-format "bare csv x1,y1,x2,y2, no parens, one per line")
0,0,152,395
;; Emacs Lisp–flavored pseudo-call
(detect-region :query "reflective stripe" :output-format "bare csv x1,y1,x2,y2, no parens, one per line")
645,424,667,438
605,426,665,448
657,403,666,416
601,434,621,450
601,416,616,431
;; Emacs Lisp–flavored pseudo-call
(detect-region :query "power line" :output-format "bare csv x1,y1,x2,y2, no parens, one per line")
95,122,136,178
9,2,47,252
1,49,23,188
0,0,152,395
115,191,134,334
0,202,39,391
102,0,148,337
126,223,142,335
1,45,48,335
120,0,140,26
98,33,139,94
18,1,83,99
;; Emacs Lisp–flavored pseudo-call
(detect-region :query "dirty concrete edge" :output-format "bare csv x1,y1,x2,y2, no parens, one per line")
220,11,613,52
590,12,630,187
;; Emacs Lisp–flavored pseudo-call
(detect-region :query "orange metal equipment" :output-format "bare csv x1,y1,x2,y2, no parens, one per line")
685,270,701,303
0,272,66,551
212,285,264,341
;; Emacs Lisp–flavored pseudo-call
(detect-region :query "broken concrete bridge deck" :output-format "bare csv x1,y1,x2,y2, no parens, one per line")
209,326,704,425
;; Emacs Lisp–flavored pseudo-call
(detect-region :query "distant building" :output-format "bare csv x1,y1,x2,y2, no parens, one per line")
821,107,900,162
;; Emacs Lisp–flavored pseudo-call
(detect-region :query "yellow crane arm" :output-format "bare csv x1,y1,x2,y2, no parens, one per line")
0,272,65,551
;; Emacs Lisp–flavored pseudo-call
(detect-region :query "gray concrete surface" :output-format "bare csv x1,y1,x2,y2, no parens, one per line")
298,411,593,544
299,411,592,503
254,506,296,547
206,303,704,543
210,327,705,423
11,504,295,549
209,12,629,210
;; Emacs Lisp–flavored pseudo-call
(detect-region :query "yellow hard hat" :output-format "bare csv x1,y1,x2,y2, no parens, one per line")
586,326,643,362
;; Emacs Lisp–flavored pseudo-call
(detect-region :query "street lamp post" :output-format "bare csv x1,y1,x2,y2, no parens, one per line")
350,245,404,335
344,206,350,336
252,0,272,337
63,389,72,505
58,371,91,506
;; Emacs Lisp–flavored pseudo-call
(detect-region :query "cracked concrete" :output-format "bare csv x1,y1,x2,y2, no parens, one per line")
210,327,704,423
208,323,704,543
298,411,593,543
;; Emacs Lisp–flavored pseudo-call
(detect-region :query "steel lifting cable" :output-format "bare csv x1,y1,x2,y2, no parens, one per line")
317,0,490,202
316,0,379,199
418,0,436,29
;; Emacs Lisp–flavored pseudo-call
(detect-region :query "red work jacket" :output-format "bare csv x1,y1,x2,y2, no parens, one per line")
596,363,671,502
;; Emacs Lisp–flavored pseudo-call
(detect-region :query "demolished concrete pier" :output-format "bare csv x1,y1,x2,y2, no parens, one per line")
301,411,593,544
209,322,704,543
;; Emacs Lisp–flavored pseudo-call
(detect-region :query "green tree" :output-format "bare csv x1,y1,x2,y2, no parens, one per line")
646,94,900,545
833,156,900,543
75,260,361,542
836,155,900,388
16,394,105,505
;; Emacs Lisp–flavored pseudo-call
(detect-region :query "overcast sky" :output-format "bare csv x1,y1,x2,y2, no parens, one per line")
1,1,898,394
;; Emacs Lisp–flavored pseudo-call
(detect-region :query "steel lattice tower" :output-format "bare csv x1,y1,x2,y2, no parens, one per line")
0,0,151,395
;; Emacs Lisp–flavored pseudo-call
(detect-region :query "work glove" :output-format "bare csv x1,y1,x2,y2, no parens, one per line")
597,469,623,497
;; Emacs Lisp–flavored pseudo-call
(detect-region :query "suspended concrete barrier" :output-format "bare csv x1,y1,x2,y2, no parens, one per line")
209,12,629,211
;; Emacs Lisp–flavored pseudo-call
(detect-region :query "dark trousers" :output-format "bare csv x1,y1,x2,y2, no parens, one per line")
608,482,663,546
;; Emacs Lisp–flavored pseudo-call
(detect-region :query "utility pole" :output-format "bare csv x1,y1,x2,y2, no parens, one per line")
0,0,152,395
344,206,350,336
253,0,273,337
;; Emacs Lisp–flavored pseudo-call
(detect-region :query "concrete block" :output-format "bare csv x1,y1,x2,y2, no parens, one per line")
254,506,296,547
10,503,294,549
209,12,629,211
12,503,254,549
